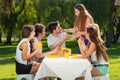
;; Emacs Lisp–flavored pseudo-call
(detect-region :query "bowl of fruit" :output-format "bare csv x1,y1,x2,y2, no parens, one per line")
59,48,71,56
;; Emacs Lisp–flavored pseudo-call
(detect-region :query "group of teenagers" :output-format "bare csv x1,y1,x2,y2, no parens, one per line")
15,3,109,80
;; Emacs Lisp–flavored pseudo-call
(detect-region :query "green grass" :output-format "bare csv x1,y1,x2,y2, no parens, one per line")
0,40,120,80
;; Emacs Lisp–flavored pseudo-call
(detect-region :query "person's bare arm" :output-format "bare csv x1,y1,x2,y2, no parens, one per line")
63,28,75,33
78,38,95,58
34,47,58,58
20,42,39,61
67,31,85,40
49,34,67,50
85,16,93,29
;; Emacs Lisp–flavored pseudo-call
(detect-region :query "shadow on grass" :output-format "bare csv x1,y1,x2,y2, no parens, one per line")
0,46,16,57
0,58,15,65
1,78,16,80
107,48,120,55
107,45,120,59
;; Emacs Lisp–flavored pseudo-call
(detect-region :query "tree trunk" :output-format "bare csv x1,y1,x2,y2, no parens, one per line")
0,27,2,43
4,0,26,45
37,13,41,23
106,0,115,47
5,9,13,44
5,22,13,44
0,33,2,43
113,17,120,43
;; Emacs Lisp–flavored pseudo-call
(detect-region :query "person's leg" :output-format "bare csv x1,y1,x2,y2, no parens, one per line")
39,77,51,80
75,77,84,80
45,77,52,80
57,77,61,80
30,63,40,74
40,78,45,80
92,67,103,76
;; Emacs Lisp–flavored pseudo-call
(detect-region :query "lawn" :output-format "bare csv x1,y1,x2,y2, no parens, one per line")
0,40,120,80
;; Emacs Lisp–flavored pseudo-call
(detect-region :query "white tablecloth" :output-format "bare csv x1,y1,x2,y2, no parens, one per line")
34,57,92,80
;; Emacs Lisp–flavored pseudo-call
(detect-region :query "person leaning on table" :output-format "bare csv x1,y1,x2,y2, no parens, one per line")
78,24,109,78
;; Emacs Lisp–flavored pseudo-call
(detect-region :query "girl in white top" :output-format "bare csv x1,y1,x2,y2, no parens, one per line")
15,25,40,74
32,23,58,64
78,24,109,77
32,23,44,63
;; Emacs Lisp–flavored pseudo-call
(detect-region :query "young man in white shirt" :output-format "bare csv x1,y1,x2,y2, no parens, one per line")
47,21,67,50
47,21,67,80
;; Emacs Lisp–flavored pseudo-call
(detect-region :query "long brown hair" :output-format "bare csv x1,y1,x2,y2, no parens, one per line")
87,25,108,62
74,4,93,31
35,23,45,37
21,25,35,53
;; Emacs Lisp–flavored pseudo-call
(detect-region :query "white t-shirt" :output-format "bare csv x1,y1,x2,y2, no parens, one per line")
47,32,66,48
15,38,30,65
32,37,43,62
91,51,109,65
34,37,42,53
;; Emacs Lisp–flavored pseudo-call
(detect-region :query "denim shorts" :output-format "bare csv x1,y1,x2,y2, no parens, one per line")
96,65,108,75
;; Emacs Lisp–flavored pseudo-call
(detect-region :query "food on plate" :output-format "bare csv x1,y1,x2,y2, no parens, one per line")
59,48,71,56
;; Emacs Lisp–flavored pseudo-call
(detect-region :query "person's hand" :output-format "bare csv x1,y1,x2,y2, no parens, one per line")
78,37,84,45
34,47,40,55
66,34,74,40
78,37,87,51
62,33,67,40
32,61,37,66
50,47,59,55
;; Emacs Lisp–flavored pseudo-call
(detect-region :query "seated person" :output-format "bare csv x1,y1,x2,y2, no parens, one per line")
15,25,58,77
47,21,67,50
78,24,109,77
47,21,67,80
15,25,40,74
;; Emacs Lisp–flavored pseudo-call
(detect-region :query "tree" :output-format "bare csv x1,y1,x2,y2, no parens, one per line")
106,0,120,47
0,26,2,43
0,0,26,44
33,0,53,23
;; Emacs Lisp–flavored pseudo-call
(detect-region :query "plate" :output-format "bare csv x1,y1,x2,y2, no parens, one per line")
71,54,82,58
70,54,77,56
47,54,59,58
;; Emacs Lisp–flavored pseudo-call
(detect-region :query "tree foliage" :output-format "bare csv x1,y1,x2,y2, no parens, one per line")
0,0,119,46
0,0,26,44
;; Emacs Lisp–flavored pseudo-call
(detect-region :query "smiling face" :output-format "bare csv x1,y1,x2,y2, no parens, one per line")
37,28,46,41
53,23,62,34
56,24,62,33
40,28,46,38
74,8,80,17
